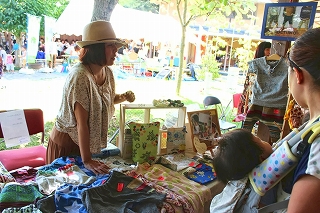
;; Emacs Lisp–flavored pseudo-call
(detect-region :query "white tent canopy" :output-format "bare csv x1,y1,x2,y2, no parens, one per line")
55,0,196,44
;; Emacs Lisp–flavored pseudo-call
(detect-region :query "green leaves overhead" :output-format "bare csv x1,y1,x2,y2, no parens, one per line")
0,0,68,37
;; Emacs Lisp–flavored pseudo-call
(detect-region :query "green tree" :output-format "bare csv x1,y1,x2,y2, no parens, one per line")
155,0,256,95
0,0,68,66
0,0,68,38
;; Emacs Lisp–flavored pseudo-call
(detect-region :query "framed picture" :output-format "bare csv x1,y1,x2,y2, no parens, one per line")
187,109,221,151
261,2,318,41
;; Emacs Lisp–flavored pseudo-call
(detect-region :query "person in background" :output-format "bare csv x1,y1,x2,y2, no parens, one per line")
0,45,7,69
48,37,57,69
6,50,15,73
68,45,81,65
254,41,271,59
281,6,295,31
36,47,45,60
0,53,3,79
19,46,27,68
46,21,136,175
55,38,63,57
285,27,320,212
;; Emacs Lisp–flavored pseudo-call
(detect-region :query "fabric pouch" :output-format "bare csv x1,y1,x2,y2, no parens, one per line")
129,122,160,164
187,163,216,184
166,127,186,154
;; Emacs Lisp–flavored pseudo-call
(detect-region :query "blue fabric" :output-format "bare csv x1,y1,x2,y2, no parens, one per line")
55,175,110,213
187,163,216,184
36,51,45,59
13,44,19,51
38,156,95,176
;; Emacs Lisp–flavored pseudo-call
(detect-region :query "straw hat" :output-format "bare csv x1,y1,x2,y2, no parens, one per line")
77,20,126,48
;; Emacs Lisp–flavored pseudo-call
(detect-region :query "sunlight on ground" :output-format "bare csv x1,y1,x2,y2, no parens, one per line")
0,72,244,122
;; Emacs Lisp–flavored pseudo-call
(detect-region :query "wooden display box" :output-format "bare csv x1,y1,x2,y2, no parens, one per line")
118,104,186,157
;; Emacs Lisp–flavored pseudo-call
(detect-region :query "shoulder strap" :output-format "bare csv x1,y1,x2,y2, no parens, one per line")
293,118,320,157
258,118,320,212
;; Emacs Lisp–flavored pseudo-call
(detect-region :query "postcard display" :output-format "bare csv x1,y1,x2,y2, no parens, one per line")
187,109,221,154
118,104,187,160
261,2,318,41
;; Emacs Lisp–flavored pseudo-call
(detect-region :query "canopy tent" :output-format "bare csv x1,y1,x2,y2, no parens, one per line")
55,0,197,44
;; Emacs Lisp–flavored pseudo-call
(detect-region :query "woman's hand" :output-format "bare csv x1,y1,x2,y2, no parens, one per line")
123,90,135,102
83,159,110,175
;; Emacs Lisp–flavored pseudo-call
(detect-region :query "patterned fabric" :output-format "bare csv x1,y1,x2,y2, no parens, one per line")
36,164,95,195
96,156,136,172
243,104,285,142
283,99,304,129
129,122,160,163
10,167,38,184
81,171,165,213
0,162,15,183
136,164,212,213
247,57,288,108
2,204,42,213
166,127,186,154
0,183,44,212
186,163,216,184
154,154,198,171
55,63,116,154
126,170,194,213
55,175,109,213
249,141,298,196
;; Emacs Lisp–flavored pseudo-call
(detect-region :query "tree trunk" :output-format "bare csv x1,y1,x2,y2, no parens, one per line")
92,0,118,21
175,0,188,96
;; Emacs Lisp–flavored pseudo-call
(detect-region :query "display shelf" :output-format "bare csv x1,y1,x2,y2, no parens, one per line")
118,104,186,157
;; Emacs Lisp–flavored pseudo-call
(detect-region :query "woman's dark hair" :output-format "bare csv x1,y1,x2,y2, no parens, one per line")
254,41,271,59
290,28,320,86
79,43,106,66
212,129,263,183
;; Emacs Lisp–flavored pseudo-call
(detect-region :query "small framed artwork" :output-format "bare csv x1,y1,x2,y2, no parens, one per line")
261,2,318,41
187,109,221,153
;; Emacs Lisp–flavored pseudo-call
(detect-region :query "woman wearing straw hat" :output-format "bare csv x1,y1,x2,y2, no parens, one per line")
47,21,135,174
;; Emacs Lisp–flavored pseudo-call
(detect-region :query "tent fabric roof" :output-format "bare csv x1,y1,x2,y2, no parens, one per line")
55,0,196,43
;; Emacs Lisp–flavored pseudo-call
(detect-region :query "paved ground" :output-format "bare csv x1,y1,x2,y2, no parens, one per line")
0,69,244,122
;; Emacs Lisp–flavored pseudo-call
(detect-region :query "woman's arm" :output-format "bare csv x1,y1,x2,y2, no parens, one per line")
288,175,320,213
114,91,135,104
74,102,110,174
114,93,126,104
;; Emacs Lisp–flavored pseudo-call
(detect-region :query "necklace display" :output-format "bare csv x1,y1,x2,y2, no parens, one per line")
88,64,105,138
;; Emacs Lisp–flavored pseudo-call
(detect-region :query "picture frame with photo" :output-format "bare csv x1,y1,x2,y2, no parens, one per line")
261,2,318,41
187,109,221,153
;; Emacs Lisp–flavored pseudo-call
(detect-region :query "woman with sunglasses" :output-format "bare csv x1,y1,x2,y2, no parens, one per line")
286,28,320,212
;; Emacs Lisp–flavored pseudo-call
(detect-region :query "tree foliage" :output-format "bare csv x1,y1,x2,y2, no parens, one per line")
0,0,69,37
170,0,256,95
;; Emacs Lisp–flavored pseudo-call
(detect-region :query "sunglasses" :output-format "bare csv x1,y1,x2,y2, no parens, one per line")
287,51,303,72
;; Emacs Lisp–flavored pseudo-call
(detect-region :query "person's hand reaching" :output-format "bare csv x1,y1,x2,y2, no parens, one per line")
124,90,135,102
83,159,110,175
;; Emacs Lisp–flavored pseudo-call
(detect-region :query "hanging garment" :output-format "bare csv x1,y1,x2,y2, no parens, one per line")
243,57,289,142
247,56,288,108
